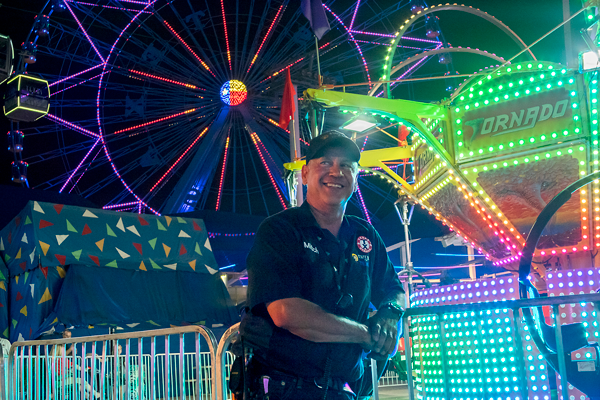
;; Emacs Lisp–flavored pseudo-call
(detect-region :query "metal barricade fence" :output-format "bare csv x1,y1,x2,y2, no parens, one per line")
7,326,217,400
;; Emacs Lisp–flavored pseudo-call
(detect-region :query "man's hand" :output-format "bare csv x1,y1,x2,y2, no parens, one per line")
367,309,400,358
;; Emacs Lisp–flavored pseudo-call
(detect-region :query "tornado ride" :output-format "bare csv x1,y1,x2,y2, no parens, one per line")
302,3,600,400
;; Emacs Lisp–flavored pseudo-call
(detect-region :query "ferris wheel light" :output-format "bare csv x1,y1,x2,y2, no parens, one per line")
220,80,247,106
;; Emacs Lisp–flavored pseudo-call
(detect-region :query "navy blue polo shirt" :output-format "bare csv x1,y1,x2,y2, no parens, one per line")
243,201,403,382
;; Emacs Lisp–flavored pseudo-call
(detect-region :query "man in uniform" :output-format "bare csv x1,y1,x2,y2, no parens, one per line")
241,131,405,400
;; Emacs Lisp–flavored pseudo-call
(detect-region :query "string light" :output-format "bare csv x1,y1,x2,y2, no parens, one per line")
128,69,203,90
113,108,197,134
63,0,105,63
162,20,215,77
247,5,284,73
216,135,230,210
49,63,105,87
45,114,99,138
249,132,287,209
220,0,232,71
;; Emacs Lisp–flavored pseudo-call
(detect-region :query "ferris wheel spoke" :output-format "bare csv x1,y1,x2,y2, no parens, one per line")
160,19,217,79
127,69,206,90
64,0,154,14
60,137,104,193
45,114,100,138
200,0,229,78
219,0,233,72
244,1,284,77
62,0,106,63
111,107,200,135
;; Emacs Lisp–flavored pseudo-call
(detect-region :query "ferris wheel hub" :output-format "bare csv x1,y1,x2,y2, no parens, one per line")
220,80,247,106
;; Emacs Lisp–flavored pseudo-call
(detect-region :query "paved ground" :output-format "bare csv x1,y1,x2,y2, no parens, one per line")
375,385,409,400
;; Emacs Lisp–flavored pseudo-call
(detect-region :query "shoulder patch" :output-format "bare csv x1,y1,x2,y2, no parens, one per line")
356,236,372,253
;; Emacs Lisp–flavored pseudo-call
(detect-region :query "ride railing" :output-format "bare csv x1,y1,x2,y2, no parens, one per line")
401,292,600,400
7,325,217,400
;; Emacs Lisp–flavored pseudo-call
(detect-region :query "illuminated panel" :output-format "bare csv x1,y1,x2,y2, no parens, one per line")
220,0,232,71
128,69,202,90
588,75,600,250
547,268,600,400
220,80,247,106
247,5,284,74
249,132,287,209
410,277,550,400
162,20,215,78
112,108,197,134
216,135,230,210
62,0,106,63
149,126,210,193
452,63,583,163
462,145,589,263
45,114,99,138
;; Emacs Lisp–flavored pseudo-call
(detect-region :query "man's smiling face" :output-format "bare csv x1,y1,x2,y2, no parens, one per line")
302,146,358,209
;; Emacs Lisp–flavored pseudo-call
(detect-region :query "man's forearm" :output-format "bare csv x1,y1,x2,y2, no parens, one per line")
267,297,371,345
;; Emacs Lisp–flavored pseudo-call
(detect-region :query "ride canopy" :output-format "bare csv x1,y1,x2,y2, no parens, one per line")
0,201,236,342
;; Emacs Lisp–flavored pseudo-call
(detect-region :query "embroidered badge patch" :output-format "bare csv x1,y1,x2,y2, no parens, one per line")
356,236,372,253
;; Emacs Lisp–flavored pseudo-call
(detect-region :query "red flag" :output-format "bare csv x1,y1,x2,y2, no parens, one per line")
279,69,296,130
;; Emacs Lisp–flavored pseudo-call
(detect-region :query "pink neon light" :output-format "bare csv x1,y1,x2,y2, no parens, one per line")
247,5,284,74
349,0,361,30
354,39,423,51
63,0,106,63
113,108,197,134
67,143,103,194
129,69,203,89
216,135,230,210
149,126,210,192
250,132,287,209
114,0,149,4
221,0,232,71
60,137,101,192
356,185,371,224
96,0,161,216
51,71,108,97
64,0,153,13
103,201,142,210
163,20,215,78
375,43,442,97
350,30,441,44
323,5,371,87
360,135,369,152
46,114,99,138
260,42,331,83
49,63,104,87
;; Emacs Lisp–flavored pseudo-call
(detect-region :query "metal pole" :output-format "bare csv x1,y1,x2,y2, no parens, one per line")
563,0,573,67
315,36,322,87
370,358,379,400
467,245,476,280
403,315,415,400
552,304,570,400
290,84,303,206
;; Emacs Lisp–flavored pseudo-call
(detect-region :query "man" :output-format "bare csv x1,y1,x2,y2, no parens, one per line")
241,131,405,400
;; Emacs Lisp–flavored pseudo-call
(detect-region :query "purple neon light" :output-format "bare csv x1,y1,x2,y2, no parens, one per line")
60,137,101,192
51,71,108,97
349,0,361,30
64,0,153,13
68,143,103,194
356,185,371,224
62,0,106,63
360,135,369,152
354,39,424,51
350,30,440,44
114,0,150,4
94,0,160,215
49,63,104,87
46,114,100,138
103,201,142,210
376,43,442,97
323,5,371,87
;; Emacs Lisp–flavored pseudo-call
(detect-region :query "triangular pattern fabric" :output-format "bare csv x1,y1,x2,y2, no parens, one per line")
148,238,157,250
189,260,196,270
116,218,125,232
53,204,64,214
106,224,117,237
33,202,45,214
56,266,66,278
139,261,147,271
66,220,78,233
82,224,92,235
178,230,191,238
56,235,68,245
39,241,50,256
164,263,177,270
115,248,130,259
165,216,172,226
162,243,171,257
204,238,212,252
126,225,140,237
95,239,104,251
38,288,52,304
21,233,28,244
82,210,98,218
157,220,167,231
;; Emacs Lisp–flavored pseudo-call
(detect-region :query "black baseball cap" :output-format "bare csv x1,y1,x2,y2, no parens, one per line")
305,131,361,164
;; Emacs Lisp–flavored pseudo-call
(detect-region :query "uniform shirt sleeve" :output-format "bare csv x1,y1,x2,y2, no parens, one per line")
246,215,304,311
369,227,404,308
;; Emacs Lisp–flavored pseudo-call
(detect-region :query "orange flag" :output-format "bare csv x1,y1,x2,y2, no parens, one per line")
279,69,296,129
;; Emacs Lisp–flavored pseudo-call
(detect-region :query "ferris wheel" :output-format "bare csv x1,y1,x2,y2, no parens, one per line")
16,0,445,217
